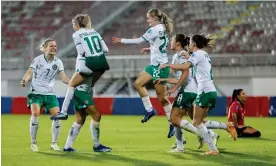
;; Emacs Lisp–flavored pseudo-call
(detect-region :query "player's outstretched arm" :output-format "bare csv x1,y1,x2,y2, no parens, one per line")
160,62,192,71
21,68,33,87
112,37,145,44
59,71,70,84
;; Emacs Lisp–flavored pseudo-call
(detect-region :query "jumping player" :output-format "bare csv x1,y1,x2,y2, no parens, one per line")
112,8,175,138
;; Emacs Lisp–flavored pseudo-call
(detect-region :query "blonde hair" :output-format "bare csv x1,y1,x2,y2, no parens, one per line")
203,33,217,53
72,14,92,29
147,8,173,36
40,38,55,51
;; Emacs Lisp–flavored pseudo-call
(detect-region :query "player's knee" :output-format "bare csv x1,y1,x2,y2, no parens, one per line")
133,81,141,90
92,112,101,122
31,110,40,117
76,119,85,125
157,95,169,105
193,120,200,127
75,116,85,125
170,117,178,127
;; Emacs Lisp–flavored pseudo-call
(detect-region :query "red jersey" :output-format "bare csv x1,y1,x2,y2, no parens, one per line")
228,101,245,126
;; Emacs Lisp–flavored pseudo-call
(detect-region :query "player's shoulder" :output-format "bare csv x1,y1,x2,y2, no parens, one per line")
33,54,44,61
192,50,207,57
53,57,63,63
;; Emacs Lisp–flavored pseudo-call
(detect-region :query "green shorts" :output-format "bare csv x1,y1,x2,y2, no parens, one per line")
85,55,110,72
27,93,59,110
194,91,217,109
144,65,170,84
173,91,197,110
73,89,94,112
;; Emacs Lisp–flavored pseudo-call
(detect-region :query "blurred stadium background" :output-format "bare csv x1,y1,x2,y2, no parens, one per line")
1,1,276,115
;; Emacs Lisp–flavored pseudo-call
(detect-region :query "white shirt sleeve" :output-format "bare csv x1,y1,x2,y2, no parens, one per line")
141,27,159,42
121,37,145,44
72,33,85,56
188,53,200,67
30,57,38,69
99,35,109,53
57,59,64,72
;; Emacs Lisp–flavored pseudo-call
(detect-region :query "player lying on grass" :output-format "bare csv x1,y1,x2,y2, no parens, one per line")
228,89,261,138
63,74,112,152
21,39,70,152
112,8,175,138
52,14,109,121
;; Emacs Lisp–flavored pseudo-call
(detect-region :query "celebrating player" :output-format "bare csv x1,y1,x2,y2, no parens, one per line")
21,39,70,152
112,8,175,137
228,89,261,137
160,34,238,155
63,75,112,152
156,34,219,152
51,14,109,120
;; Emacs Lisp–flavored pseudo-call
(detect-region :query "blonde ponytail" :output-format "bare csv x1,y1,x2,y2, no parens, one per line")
161,13,173,36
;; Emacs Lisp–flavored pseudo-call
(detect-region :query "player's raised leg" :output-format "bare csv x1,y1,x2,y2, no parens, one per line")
134,71,157,123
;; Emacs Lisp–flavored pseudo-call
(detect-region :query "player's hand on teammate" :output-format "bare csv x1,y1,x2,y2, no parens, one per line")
140,48,150,55
159,64,169,69
154,78,164,85
166,86,177,96
112,37,121,44
21,79,26,87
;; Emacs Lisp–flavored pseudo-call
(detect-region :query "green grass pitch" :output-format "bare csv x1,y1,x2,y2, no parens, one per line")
2,115,276,166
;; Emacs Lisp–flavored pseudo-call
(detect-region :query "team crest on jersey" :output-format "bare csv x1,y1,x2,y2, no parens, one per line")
52,64,57,70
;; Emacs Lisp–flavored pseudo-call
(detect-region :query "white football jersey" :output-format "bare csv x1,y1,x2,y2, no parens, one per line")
188,50,216,93
29,54,64,95
172,51,197,93
73,28,107,57
142,24,169,66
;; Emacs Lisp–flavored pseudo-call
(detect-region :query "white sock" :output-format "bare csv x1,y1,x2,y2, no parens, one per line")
175,127,184,150
64,122,82,149
197,123,217,151
91,120,100,147
61,86,75,114
205,120,227,130
208,129,216,137
30,116,39,144
52,120,61,143
141,96,153,112
163,104,172,122
180,120,200,136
